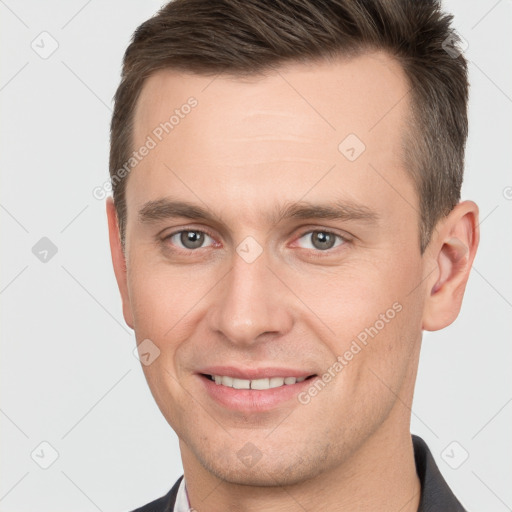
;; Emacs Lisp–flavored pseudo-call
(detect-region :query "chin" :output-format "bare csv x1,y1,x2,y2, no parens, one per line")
189,436,338,488
206,459,318,487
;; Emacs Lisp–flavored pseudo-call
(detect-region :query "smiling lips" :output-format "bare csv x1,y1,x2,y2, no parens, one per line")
199,366,317,391
207,374,309,390
198,367,318,411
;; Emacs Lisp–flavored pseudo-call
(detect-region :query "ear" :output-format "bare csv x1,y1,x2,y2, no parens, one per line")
106,197,134,329
422,200,480,331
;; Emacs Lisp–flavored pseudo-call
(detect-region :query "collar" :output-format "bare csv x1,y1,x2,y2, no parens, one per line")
412,435,466,511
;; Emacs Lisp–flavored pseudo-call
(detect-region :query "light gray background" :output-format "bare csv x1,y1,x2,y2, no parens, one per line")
0,1,510,511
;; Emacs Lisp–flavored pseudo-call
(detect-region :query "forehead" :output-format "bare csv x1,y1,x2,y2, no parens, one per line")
133,51,410,141
127,52,415,228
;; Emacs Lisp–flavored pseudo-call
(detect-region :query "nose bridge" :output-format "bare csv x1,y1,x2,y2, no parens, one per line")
209,244,292,345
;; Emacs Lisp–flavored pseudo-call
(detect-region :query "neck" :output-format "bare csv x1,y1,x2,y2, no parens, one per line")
180,415,420,512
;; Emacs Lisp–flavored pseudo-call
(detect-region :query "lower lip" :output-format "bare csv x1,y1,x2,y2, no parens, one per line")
198,374,317,412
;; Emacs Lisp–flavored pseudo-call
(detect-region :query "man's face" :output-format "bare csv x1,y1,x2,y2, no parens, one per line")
118,52,429,485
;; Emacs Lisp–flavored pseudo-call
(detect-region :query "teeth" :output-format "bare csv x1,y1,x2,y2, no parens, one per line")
232,377,250,389
221,376,233,387
211,375,309,390
269,377,284,388
251,378,271,390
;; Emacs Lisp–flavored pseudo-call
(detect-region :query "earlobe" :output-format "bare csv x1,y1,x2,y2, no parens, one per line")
106,197,134,330
422,201,479,331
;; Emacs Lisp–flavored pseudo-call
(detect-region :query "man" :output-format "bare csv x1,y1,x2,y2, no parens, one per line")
106,1,479,510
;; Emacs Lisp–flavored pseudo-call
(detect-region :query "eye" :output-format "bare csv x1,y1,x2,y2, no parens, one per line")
296,230,345,251
166,230,215,250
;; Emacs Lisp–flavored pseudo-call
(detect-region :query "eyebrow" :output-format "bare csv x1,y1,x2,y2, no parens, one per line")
138,198,379,226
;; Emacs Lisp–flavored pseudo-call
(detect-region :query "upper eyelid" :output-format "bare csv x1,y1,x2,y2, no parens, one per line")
295,227,349,239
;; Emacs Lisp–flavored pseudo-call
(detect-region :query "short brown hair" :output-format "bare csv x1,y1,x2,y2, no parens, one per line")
110,0,468,252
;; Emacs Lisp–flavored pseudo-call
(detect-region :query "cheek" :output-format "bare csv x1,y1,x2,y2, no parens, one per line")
127,271,171,338
126,255,227,384
126,253,210,337
335,258,424,404
289,251,421,336
289,251,424,392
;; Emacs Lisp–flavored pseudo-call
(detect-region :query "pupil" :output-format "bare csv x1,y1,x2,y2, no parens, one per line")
181,231,204,249
313,231,334,250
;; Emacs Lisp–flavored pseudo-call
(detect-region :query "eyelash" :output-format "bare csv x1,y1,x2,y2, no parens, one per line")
161,227,350,257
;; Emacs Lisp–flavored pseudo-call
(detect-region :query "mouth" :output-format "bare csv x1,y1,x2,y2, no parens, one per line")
200,373,317,390
196,369,319,412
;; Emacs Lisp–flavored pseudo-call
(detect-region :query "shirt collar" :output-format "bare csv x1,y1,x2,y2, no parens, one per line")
174,476,191,512
412,435,466,511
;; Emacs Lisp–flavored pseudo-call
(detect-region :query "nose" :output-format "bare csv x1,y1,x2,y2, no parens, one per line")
207,245,294,346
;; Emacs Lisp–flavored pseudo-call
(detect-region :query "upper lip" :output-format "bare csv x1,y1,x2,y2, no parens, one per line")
198,366,317,380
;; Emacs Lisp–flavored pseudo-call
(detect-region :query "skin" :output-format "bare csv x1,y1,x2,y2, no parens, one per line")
107,51,479,511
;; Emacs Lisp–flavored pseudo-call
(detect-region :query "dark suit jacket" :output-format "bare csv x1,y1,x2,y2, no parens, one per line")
131,435,467,511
